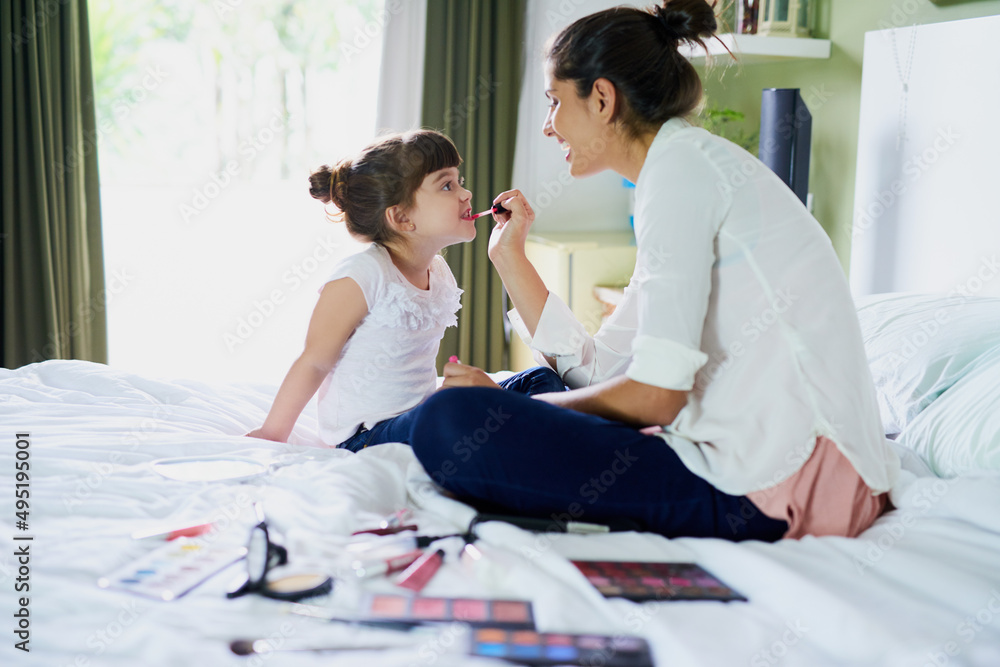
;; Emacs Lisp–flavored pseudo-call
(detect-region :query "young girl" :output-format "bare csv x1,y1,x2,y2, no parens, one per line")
247,130,564,451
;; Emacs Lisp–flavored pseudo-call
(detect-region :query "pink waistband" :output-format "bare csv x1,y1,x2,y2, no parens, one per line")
746,435,887,539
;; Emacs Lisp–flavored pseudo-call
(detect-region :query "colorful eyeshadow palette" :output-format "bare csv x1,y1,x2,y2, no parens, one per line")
571,560,746,602
98,537,247,601
362,594,535,629
468,629,654,666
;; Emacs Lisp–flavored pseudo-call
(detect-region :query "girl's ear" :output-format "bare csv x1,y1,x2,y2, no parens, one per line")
385,205,411,233
590,77,618,125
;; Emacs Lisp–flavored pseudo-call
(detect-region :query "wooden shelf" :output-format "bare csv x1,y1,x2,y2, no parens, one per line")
682,34,831,64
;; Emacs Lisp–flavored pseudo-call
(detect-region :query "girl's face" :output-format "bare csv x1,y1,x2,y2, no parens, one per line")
406,166,476,247
542,65,610,178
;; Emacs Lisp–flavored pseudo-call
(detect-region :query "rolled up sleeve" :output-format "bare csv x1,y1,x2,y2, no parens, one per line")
509,290,635,388
508,292,587,357
626,334,708,390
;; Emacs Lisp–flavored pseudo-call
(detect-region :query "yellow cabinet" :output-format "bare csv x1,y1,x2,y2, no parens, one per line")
509,231,637,372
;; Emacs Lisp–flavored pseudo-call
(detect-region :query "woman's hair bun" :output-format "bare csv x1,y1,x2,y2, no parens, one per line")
308,161,349,210
652,0,717,44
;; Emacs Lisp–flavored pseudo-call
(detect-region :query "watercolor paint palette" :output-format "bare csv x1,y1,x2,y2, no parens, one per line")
98,537,247,601
571,560,746,602
362,594,535,629
468,629,654,666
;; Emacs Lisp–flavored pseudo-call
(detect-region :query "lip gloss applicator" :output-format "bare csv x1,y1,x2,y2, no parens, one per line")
464,202,509,220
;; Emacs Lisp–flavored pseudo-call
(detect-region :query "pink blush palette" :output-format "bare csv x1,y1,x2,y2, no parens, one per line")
571,560,747,602
362,594,535,629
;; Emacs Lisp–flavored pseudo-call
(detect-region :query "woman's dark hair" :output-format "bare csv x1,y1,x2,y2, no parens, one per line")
546,0,718,140
308,130,462,245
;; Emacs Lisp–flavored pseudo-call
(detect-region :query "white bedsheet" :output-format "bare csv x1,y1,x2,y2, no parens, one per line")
2,360,999,666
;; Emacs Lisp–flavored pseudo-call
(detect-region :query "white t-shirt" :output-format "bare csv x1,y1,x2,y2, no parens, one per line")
509,117,899,497
317,243,462,446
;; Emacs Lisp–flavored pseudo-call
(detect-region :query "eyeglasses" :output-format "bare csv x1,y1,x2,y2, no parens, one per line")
226,503,332,602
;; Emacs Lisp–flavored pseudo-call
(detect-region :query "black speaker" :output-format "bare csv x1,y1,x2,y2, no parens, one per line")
759,88,812,205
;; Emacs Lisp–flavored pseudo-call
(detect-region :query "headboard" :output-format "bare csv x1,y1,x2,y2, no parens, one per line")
849,15,1000,298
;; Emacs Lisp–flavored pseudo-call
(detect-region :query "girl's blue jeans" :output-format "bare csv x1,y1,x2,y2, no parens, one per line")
337,366,788,541
336,366,566,452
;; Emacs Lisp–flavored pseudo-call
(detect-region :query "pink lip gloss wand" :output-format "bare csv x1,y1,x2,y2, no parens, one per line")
394,548,446,592
464,202,509,220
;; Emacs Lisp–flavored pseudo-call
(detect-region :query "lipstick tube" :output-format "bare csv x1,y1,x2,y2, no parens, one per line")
351,549,424,579
347,533,422,557
394,548,445,592
130,521,214,541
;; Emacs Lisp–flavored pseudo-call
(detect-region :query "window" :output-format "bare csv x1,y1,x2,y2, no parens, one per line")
90,0,385,384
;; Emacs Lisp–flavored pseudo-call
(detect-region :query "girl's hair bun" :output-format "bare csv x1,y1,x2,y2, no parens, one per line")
652,0,717,45
308,164,335,204
308,161,350,211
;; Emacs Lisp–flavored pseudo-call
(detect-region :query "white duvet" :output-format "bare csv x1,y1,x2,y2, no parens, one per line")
1,360,999,666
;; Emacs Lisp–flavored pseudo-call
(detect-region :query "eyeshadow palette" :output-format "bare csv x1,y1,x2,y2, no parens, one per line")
97,537,247,601
362,594,535,629
468,629,654,666
571,560,746,602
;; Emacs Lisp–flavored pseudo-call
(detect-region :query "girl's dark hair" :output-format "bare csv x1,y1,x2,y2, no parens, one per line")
308,130,462,245
546,0,718,140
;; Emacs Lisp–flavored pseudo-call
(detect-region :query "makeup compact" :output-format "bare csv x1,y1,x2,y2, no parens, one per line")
226,502,333,602
467,629,654,666
571,560,747,602
362,594,535,629
98,537,246,601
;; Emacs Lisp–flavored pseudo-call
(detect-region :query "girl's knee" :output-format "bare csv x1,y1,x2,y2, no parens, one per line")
526,366,566,392
501,366,567,395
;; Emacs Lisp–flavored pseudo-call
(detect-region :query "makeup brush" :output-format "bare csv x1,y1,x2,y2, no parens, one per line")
286,607,427,631
230,638,409,656
465,202,509,220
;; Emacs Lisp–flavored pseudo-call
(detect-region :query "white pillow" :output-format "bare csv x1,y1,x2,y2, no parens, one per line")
855,292,1000,436
895,344,1000,477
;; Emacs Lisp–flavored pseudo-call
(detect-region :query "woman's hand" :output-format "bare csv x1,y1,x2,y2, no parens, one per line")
488,189,535,264
440,360,501,390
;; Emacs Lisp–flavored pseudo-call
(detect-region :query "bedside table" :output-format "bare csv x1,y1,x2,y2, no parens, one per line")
509,231,637,372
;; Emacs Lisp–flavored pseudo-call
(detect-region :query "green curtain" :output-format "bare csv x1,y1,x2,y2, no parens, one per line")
0,0,106,368
422,0,526,373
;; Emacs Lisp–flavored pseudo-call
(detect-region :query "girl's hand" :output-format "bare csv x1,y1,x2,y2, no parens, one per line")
440,360,501,390
245,428,285,443
488,189,535,263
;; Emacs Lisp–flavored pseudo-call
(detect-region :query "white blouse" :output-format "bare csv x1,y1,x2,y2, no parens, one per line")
316,244,462,446
510,118,900,497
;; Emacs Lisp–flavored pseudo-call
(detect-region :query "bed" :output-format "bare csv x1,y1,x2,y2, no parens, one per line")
5,15,1000,667
4,353,1000,667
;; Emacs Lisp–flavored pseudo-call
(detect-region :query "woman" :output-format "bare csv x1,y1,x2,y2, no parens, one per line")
411,0,899,541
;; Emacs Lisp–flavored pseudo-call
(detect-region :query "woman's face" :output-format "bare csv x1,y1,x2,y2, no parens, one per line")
542,65,610,178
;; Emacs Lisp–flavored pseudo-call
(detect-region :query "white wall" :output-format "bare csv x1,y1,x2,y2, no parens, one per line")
512,0,637,233
850,15,1000,298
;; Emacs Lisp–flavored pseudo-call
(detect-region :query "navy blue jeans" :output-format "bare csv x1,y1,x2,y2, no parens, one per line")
407,387,789,541
336,366,566,452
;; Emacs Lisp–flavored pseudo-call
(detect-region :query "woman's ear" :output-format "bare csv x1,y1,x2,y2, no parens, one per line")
590,77,618,125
